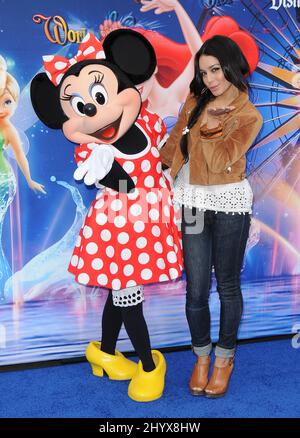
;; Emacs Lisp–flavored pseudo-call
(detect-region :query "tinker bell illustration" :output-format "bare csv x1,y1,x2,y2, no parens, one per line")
0,55,45,299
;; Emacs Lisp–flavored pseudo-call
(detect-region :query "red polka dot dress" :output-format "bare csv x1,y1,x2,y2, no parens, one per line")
68,107,183,300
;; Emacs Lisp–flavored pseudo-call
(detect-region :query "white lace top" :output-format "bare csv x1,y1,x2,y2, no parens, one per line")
173,161,253,214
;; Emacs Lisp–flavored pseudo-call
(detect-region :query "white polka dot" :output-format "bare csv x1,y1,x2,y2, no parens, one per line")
111,199,122,211
45,71,52,81
112,279,121,290
78,273,90,285
132,176,138,185
118,232,129,244
136,237,147,249
159,177,167,188
121,248,132,261
128,188,139,200
164,205,170,217
141,269,152,280
159,274,169,282
114,215,126,228
97,274,108,285
110,262,118,274
141,160,151,172
138,252,150,265
123,161,135,174
144,176,155,188
86,242,98,255
87,207,93,218
146,192,158,205
56,73,64,84
167,251,177,263
96,50,105,59
106,245,115,258
71,255,78,267
149,208,159,221
95,198,105,209
96,212,107,226
78,151,88,159
134,221,145,233
83,46,95,56
154,242,163,253
174,244,178,253
87,143,96,150
156,162,162,174
151,147,160,158
78,258,84,269
75,236,81,247
150,227,161,239
43,55,54,62
126,280,137,287
83,225,93,239
82,33,91,43
143,115,149,123
101,230,111,241
156,135,161,146
130,204,142,217
157,258,165,269
92,258,103,270
124,264,134,276
154,120,162,133
169,268,179,279
166,235,174,246
168,195,172,206
55,61,68,70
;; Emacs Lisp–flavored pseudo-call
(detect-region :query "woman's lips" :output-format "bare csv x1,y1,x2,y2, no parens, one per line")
90,113,123,142
210,85,219,92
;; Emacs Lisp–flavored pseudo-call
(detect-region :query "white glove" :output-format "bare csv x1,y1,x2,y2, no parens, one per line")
73,143,114,186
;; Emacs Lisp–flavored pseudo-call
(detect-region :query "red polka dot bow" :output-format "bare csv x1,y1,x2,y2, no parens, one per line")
43,32,106,86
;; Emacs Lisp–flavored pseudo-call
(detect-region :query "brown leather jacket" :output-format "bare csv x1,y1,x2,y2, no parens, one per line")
160,90,263,185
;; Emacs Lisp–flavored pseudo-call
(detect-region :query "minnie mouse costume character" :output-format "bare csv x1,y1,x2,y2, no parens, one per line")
30,29,183,402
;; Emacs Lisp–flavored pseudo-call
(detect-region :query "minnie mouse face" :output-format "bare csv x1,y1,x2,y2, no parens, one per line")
30,29,157,146
60,63,141,144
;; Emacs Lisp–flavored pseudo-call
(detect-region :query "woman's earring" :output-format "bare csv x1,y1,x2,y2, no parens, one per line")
201,87,208,95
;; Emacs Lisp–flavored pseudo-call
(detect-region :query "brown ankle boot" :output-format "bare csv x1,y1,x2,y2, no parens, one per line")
204,357,234,398
189,356,211,396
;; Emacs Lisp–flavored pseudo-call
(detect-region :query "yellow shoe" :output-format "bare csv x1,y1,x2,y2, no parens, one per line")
85,341,137,380
128,350,166,402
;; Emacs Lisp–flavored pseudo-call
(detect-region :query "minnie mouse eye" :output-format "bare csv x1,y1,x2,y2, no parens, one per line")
90,84,108,106
71,96,86,116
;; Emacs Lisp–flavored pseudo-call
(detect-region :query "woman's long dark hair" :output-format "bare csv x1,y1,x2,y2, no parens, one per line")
180,35,250,162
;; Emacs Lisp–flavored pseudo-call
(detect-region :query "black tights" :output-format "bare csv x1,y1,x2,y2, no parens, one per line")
101,292,155,372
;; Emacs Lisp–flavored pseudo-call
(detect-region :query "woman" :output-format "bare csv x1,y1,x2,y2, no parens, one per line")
160,35,263,398
0,56,45,298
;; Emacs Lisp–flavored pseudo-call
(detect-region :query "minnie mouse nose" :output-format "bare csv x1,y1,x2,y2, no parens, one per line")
83,103,97,117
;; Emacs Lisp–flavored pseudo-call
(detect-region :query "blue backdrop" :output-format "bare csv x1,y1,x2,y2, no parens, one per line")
0,0,300,365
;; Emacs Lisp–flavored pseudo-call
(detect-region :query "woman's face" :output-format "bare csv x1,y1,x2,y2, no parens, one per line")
199,55,231,97
0,90,17,119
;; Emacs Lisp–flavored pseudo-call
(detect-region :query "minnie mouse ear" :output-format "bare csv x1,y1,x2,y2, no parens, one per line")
103,28,157,84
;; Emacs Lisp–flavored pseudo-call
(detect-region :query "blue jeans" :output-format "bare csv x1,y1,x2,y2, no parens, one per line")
182,207,251,359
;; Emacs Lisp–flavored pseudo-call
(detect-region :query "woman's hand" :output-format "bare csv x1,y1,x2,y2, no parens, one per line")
28,180,46,194
207,106,235,117
140,0,179,14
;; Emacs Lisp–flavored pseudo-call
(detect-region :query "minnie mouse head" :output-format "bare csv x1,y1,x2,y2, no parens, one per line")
30,29,157,145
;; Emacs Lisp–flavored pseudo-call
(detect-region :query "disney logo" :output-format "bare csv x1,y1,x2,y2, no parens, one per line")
270,0,300,10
